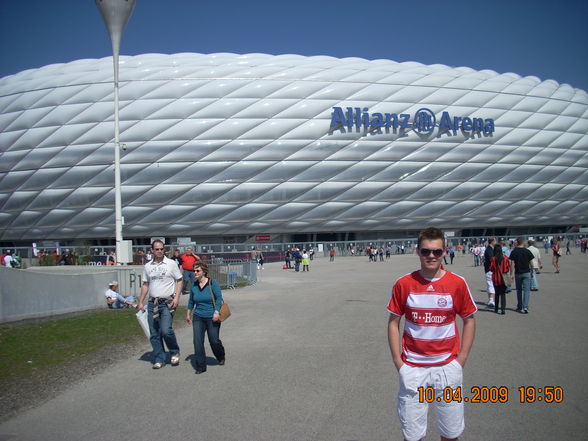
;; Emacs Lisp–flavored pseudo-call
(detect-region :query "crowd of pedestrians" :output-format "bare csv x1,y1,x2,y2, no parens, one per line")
472,236,573,315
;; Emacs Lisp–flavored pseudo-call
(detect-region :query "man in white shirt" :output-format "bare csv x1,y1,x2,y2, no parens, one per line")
527,240,542,291
105,281,136,309
138,240,183,369
3,251,13,268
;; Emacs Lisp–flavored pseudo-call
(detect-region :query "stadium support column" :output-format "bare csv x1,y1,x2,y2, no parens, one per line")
96,0,136,264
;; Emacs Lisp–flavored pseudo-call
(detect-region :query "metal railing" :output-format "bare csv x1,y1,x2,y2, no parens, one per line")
205,259,258,289
3,233,585,267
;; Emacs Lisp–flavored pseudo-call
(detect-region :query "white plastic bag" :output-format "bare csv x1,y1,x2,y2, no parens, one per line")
136,310,150,339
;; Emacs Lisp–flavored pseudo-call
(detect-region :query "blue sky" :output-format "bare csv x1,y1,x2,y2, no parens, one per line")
1,0,587,92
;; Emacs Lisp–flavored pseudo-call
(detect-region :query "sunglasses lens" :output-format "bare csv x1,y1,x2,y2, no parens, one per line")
420,248,443,257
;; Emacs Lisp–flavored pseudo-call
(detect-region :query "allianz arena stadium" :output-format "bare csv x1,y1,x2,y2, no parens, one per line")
0,52,587,244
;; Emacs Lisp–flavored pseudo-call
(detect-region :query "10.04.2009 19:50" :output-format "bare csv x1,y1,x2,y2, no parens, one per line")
417,386,564,404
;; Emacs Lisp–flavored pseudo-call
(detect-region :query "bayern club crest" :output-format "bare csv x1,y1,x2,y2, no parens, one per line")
437,297,448,307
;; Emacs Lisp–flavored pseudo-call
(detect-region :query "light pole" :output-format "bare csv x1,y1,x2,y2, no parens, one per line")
96,0,136,264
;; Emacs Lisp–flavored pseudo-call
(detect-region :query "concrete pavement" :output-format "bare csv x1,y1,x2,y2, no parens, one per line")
1,250,587,441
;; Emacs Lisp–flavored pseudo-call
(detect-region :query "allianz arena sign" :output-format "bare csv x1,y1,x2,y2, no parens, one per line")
330,106,495,136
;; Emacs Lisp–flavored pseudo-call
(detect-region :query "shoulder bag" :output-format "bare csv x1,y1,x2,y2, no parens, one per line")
209,280,231,322
499,258,511,289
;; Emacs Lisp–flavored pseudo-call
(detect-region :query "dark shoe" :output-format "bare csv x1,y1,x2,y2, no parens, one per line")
195,369,206,374
500,310,505,315
218,359,225,366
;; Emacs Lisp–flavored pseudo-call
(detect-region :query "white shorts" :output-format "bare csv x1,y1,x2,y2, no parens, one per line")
485,271,495,294
397,360,465,441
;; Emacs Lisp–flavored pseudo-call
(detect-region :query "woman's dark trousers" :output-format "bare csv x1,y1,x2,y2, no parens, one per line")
192,315,225,371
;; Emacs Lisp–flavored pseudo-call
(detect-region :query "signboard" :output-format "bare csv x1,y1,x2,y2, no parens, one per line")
329,106,495,137
255,235,271,242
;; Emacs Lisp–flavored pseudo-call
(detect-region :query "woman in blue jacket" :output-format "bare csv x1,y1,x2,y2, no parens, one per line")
186,261,226,374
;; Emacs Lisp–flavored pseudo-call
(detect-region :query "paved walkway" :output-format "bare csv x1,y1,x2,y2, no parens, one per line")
1,250,587,441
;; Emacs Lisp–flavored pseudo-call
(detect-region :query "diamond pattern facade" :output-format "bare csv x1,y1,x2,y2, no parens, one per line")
0,53,587,241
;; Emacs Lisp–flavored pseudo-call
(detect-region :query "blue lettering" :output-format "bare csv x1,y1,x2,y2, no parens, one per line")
452,117,462,131
330,107,347,128
330,107,495,137
346,107,354,128
484,119,495,133
362,108,370,128
439,111,452,132
371,112,384,128
385,113,399,129
461,117,472,131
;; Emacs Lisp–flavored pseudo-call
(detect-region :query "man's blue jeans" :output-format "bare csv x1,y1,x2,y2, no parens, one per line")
111,294,135,309
148,301,180,364
182,269,195,293
530,268,540,291
515,272,531,311
192,315,225,372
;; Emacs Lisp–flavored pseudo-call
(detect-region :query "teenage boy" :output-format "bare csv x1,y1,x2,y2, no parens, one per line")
388,227,477,441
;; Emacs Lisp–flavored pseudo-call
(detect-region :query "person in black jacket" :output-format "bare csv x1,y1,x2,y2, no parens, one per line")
509,237,535,314
483,237,496,308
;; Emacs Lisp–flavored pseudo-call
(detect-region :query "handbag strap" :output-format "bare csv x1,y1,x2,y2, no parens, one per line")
208,280,217,309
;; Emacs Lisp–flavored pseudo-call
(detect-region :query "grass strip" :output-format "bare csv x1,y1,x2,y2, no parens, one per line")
0,307,187,383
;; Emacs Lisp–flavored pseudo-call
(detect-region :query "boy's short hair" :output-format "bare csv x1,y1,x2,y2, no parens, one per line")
417,227,446,248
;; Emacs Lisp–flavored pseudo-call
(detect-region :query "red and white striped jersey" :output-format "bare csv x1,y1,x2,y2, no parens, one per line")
387,270,477,367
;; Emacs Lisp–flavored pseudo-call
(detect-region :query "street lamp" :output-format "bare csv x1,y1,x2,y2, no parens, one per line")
96,0,136,264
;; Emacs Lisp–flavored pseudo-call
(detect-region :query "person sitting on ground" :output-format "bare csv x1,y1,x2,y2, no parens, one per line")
105,281,136,309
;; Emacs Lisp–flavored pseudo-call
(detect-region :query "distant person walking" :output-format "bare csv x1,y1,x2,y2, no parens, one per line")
509,237,534,314
171,249,183,268
138,240,183,369
484,238,497,308
527,240,542,291
181,248,200,294
301,250,310,271
552,240,561,274
489,245,510,315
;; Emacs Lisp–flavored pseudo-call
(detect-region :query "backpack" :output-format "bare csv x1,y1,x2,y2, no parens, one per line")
490,257,510,286
0,254,5,266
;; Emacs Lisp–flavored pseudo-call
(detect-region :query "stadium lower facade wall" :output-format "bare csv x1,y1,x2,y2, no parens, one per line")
1,53,587,244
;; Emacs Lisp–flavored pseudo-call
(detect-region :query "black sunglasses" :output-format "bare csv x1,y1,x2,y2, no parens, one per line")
419,248,444,257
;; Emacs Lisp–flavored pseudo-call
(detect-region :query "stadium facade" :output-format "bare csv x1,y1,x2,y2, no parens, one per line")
1,53,587,246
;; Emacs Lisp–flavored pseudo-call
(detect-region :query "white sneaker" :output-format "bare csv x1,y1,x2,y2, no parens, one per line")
488,301,495,307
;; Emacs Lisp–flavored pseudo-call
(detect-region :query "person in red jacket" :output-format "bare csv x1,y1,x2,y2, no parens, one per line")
489,244,511,315
181,248,200,294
